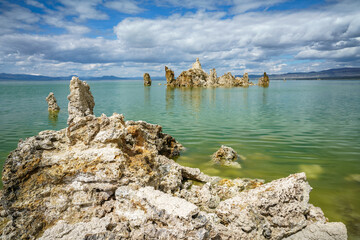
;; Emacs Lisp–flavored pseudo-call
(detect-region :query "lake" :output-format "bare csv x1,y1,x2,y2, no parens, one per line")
0,79,359,239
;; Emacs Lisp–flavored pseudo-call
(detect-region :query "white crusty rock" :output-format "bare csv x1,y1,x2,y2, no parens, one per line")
67,76,95,124
211,145,241,168
192,57,202,70
45,92,60,112
0,78,347,240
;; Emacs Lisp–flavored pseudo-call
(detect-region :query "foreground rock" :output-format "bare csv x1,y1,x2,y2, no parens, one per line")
258,72,270,87
45,92,60,112
1,78,346,239
143,73,151,86
166,58,256,88
211,145,241,168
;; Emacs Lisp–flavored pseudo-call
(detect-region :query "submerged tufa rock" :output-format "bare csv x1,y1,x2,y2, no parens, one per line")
143,73,151,86
211,145,241,168
45,92,60,112
67,76,95,124
0,77,346,239
258,72,270,87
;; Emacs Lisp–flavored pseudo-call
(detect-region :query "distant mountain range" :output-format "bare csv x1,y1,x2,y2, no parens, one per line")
247,68,360,80
1,67,360,81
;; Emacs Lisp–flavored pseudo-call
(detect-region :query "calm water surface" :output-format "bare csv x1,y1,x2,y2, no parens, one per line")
0,80,359,239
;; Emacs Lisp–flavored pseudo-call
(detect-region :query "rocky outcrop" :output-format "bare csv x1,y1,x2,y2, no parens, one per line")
45,92,60,112
166,58,255,88
211,145,241,168
209,68,217,85
143,73,151,86
174,68,209,87
218,72,236,86
258,72,270,87
165,66,175,85
67,76,95,124
1,78,346,239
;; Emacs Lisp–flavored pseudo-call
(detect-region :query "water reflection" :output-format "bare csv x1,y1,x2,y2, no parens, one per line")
48,111,59,127
144,86,151,106
179,87,203,114
166,87,175,111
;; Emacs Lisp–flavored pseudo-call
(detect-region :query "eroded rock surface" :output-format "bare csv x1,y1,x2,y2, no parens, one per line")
166,58,252,88
67,76,95,124
211,145,241,168
143,73,151,86
165,66,175,85
258,72,270,87
45,92,60,112
1,78,346,239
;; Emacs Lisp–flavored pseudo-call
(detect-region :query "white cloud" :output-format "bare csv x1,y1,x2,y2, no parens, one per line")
25,0,46,9
0,0,360,76
105,1,145,14
0,2,40,34
57,0,108,21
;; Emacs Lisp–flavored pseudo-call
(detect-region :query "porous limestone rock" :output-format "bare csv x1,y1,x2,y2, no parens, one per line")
67,76,95,124
192,57,202,70
1,78,347,240
143,73,151,86
165,59,253,88
218,72,236,86
168,58,209,87
165,66,175,85
243,72,249,83
258,72,270,87
208,68,218,85
45,92,60,112
211,145,241,168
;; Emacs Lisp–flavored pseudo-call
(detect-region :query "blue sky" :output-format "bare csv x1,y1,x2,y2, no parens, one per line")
0,0,359,77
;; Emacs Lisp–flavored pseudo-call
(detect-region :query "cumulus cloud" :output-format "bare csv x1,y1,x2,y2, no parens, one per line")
0,1,40,34
105,0,145,14
0,0,359,76
57,0,108,21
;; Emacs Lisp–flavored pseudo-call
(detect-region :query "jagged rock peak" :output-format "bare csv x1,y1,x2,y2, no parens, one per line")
209,68,217,84
258,72,270,87
243,72,249,83
192,58,202,70
45,92,60,112
165,66,175,85
67,76,95,125
143,73,151,86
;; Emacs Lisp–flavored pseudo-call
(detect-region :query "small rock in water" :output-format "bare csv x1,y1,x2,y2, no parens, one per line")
211,145,241,168
143,73,151,86
258,72,270,87
45,92,60,112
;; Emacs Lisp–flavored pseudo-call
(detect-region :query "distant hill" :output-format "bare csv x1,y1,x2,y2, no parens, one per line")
239,68,360,80
269,68,360,80
1,67,360,81
0,73,132,81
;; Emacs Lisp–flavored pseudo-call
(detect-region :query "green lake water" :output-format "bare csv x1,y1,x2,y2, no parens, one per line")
0,80,359,239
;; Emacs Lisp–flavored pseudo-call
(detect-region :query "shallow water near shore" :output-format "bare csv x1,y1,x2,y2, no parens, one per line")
0,79,359,239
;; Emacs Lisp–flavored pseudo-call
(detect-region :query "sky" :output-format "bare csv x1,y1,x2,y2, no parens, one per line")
0,0,359,77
